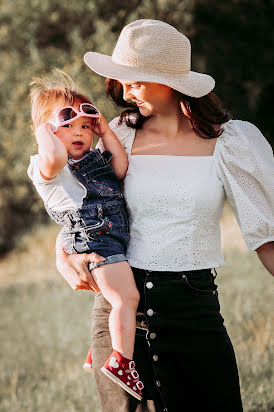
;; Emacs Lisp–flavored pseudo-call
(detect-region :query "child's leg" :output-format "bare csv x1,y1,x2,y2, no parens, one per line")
91,261,139,360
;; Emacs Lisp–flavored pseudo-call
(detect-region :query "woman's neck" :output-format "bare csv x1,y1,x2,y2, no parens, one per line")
143,104,192,141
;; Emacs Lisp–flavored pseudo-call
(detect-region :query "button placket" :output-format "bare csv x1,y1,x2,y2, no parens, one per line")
143,272,168,412
145,273,157,343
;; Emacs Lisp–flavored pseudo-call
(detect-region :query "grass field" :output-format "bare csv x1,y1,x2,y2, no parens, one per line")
0,207,273,411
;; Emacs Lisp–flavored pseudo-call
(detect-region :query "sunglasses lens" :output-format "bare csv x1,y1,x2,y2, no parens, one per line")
58,108,77,123
81,104,99,116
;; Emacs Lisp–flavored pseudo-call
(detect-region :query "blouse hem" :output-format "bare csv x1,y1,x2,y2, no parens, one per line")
248,237,274,252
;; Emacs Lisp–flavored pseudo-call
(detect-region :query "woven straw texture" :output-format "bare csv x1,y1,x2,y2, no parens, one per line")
84,19,215,98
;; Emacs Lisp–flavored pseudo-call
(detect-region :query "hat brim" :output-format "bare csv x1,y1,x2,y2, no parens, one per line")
84,52,215,98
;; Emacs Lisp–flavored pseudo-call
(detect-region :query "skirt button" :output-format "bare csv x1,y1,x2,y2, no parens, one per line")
146,282,154,289
147,309,154,316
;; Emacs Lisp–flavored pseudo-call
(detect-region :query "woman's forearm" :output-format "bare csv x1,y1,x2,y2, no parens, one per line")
256,241,274,276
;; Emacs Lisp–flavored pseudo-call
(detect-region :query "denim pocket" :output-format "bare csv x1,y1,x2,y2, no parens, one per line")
82,164,113,182
182,272,217,295
84,217,113,240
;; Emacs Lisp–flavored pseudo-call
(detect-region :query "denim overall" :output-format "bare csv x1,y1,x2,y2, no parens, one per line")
47,149,129,269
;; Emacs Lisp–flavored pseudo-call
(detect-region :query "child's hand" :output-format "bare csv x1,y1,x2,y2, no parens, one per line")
90,115,111,138
91,115,129,179
35,123,59,143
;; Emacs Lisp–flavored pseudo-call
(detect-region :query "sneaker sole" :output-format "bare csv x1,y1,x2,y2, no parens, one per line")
101,367,142,401
83,363,94,374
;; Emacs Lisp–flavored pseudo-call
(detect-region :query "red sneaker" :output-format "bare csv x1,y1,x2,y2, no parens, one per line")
83,348,93,374
101,350,144,401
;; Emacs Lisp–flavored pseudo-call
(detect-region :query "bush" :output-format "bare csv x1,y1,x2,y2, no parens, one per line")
0,0,273,253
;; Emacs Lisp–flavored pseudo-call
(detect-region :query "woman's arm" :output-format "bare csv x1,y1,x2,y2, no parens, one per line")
91,117,128,180
56,231,105,291
256,241,274,276
36,123,68,180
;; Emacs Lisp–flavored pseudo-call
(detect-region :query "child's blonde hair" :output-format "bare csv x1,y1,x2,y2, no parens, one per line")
29,69,92,132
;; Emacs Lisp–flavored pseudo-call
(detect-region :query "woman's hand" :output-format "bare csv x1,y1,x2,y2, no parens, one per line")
56,232,105,292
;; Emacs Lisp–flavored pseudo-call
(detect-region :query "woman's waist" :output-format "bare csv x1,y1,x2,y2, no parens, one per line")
132,266,214,283
128,217,221,241
132,266,216,298
126,231,224,271
132,266,221,337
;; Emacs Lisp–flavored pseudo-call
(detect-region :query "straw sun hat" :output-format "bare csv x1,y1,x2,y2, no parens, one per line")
84,19,215,98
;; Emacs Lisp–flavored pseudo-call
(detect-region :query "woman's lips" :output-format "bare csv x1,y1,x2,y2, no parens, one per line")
133,100,144,107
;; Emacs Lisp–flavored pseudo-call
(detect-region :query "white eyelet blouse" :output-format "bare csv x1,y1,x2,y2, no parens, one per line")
97,117,274,271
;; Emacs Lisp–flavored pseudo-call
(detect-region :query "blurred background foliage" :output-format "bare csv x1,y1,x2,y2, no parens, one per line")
0,0,273,254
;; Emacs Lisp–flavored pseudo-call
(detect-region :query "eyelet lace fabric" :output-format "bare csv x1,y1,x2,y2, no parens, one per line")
96,117,274,271
214,119,274,252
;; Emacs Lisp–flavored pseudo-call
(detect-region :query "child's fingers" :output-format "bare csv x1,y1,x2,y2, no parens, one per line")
91,118,100,126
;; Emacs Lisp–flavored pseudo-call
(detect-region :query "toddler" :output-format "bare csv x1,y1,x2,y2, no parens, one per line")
27,70,144,400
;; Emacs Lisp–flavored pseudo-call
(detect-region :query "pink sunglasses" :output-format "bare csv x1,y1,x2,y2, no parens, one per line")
56,103,100,126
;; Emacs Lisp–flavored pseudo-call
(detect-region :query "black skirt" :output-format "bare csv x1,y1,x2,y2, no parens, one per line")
91,267,243,412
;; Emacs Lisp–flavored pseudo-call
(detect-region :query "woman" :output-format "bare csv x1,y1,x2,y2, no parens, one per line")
56,19,274,412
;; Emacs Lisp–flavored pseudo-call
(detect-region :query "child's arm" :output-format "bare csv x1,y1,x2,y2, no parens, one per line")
36,123,68,180
91,117,128,180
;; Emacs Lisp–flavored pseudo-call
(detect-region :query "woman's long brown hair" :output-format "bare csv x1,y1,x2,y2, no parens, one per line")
106,78,232,139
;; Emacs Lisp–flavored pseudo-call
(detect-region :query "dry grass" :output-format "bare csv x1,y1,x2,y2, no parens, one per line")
0,205,273,411
0,224,60,288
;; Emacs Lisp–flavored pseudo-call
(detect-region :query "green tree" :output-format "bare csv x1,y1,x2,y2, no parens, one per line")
0,0,273,254
191,0,274,144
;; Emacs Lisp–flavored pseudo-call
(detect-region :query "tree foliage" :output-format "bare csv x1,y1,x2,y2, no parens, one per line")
0,0,273,253
191,0,274,138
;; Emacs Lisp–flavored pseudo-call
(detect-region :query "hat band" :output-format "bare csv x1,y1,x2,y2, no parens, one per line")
111,54,190,75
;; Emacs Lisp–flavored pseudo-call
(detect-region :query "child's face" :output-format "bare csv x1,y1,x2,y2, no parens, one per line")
52,100,93,160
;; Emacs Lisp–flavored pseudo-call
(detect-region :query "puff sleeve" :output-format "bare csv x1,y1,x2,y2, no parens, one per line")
96,116,135,158
215,120,274,251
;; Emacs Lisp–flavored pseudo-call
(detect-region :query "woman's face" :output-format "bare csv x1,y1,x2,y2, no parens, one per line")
119,81,174,116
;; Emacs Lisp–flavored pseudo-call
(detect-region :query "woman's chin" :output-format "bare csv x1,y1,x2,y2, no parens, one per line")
138,106,152,117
